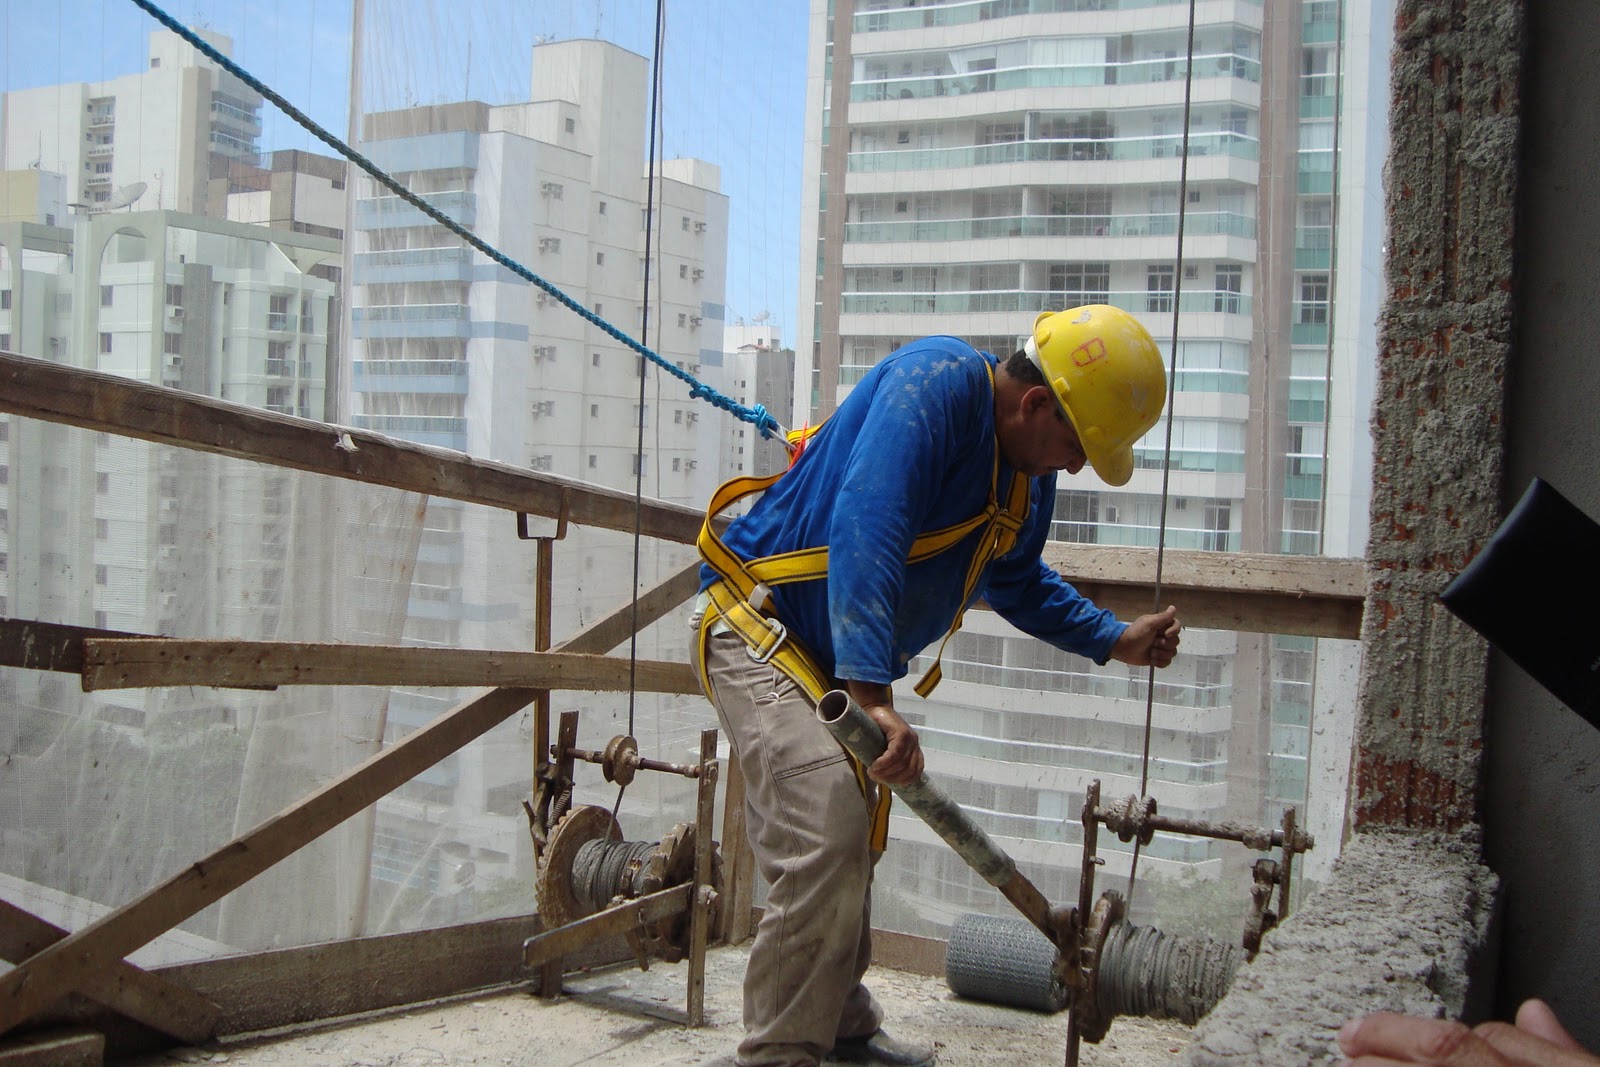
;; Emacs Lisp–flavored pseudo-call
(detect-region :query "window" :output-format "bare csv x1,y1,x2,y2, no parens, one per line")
0,335,9,351
594,302,603,316
596,252,605,266
673,457,682,471
1,290,12,310
679,264,688,279
95,518,109,540
166,284,184,306
164,333,181,355
565,117,576,134
1049,262,1109,304
598,200,608,215
270,294,289,315
592,352,601,367
1146,265,1175,313
588,454,597,469
1298,274,1330,324
96,473,110,493
590,403,599,417
95,564,108,586
100,285,113,307
632,454,644,475
99,332,112,354
674,409,683,424
1215,264,1243,313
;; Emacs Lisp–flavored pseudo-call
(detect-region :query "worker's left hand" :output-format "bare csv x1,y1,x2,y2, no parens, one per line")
1111,605,1181,668
1338,1000,1600,1066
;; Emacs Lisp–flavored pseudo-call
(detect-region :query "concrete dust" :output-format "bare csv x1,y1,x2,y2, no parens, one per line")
117,943,1191,1066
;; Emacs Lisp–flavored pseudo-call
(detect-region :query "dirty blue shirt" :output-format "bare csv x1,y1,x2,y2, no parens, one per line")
702,336,1126,685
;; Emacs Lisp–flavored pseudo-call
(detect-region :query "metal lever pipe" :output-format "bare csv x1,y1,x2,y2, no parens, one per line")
816,690,1060,944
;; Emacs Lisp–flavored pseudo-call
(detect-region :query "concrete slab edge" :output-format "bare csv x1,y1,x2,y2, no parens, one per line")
1176,828,1497,1066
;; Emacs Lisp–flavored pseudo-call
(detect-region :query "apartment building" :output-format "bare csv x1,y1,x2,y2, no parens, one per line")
347,38,731,923
795,0,1384,931
1,29,264,214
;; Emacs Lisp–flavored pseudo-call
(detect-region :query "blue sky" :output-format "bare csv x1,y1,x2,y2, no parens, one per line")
2,0,811,341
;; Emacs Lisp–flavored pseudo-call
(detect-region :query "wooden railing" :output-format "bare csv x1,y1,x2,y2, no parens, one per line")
0,350,1366,1046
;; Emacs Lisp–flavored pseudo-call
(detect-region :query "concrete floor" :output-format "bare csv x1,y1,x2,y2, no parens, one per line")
116,943,1193,1066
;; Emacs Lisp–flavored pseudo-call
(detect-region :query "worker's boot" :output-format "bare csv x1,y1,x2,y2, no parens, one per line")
826,1028,936,1067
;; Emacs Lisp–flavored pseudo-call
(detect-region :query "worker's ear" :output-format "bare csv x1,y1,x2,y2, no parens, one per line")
1022,385,1056,418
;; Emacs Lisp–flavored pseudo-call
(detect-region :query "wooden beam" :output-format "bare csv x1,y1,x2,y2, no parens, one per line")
0,1028,103,1067
80,640,699,694
0,351,710,546
522,885,691,968
0,902,219,1046
0,618,151,674
1041,543,1365,639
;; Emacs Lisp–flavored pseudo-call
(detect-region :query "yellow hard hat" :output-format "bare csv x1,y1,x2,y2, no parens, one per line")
1024,305,1166,487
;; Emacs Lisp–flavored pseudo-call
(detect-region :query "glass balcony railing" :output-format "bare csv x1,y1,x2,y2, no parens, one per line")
1055,521,1240,552
841,288,1252,317
351,414,467,434
353,304,470,322
846,210,1257,242
918,722,1229,786
853,52,1260,103
855,0,1261,33
353,359,469,377
1132,447,1246,474
850,131,1258,173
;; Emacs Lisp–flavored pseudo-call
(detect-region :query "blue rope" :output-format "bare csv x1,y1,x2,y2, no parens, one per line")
126,0,788,444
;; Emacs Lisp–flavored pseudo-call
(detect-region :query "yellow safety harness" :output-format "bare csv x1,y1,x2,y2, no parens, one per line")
694,363,1030,851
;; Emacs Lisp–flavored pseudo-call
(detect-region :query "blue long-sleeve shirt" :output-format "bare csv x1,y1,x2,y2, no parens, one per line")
702,336,1126,685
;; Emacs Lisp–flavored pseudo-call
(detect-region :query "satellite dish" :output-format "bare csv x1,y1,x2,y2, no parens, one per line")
752,310,770,323
94,182,148,213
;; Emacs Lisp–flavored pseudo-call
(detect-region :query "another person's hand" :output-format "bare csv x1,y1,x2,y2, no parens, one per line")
1111,605,1181,668
846,682,924,786
1338,1000,1598,1066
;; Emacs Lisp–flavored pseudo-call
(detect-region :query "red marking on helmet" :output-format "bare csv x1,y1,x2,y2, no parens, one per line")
1073,337,1108,367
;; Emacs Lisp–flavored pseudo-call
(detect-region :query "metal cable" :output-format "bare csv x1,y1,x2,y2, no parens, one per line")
1126,0,1200,911
123,0,789,444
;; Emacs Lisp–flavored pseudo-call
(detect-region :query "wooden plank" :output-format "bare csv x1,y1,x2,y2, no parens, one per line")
81,640,700,694
0,1028,103,1067
0,686,537,1037
0,902,219,1046
686,730,719,1026
1042,543,1364,598
717,754,756,946
1040,543,1365,639
522,886,691,968
25,915,642,1054
0,619,151,674
0,351,710,546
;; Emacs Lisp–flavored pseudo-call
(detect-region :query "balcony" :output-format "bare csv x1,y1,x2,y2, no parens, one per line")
855,0,1261,32
356,190,477,231
354,246,474,285
352,358,470,395
840,287,1252,317
350,413,467,450
846,209,1257,243
351,303,472,341
851,52,1260,104
849,130,1259,172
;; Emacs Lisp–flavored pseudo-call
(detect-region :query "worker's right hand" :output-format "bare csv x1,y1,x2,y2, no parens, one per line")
1338,1000,1599,1066
863,702,924,786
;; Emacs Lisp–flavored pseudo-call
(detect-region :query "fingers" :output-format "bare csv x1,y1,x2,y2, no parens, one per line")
1476,1020,1600,1066
1512,1000,1587,1053
1338,1014,1506,1067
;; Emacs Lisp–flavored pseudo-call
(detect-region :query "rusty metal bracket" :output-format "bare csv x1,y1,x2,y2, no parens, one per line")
517,489,573,541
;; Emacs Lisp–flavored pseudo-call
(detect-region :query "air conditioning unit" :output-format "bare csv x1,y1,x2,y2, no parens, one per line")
169,306,185,320
536,292,552,307
530,454,554,471
540,181,564,199
684,411,699,424
684,459,698,471
531,400,554,417
691,268,704,280
538,237,561,253
688,316,702,328
693,221,707,234
532,345,556,360
1184,264,1200,280
1104,504,1119,523
1174,497,1189,510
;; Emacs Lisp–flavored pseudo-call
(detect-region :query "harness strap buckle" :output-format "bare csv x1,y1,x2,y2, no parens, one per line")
745,616,787,663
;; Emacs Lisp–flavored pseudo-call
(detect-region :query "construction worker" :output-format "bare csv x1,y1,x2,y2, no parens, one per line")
692,305,1183,1067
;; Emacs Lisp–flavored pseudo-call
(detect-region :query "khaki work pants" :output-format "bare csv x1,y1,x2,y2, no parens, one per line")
695,630,884,1067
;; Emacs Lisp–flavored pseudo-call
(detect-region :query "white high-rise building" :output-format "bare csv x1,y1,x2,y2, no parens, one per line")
348,38,732,911
1,29,264,213
796,0,1386,930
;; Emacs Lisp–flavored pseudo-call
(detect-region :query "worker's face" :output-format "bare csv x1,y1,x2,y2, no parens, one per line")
1004,388,1089,478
